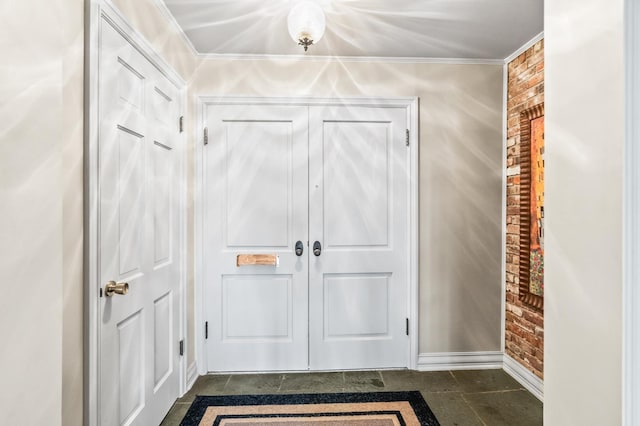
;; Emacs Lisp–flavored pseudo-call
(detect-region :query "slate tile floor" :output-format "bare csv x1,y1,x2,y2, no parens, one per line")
161,369,542,426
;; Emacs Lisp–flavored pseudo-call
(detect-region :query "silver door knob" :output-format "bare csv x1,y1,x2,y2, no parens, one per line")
105,281,129,297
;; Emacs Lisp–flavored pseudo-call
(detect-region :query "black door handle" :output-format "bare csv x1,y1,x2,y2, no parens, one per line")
313,241,322,256
295,241,304,256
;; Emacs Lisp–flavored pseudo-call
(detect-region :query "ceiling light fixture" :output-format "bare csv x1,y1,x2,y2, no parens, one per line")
287,1,326,52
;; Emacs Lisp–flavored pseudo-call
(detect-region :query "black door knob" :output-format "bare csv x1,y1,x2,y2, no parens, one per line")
295,241,304,256
313,241,322,256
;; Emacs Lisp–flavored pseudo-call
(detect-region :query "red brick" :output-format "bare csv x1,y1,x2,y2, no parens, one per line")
507,195,520,206
527,51,544,67
527,73,543,88
504,40,544,380
523,310,544,327
506,245,519,255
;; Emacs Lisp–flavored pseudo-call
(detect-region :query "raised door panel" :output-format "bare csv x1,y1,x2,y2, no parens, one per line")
151,86,173,126
152,141,173,266
222,275,292,341
117,311,144,425
117,58,144,112
224,122,292,248
118,128,145,276
153,291,173,391
324,274,391,339
323,121,390,249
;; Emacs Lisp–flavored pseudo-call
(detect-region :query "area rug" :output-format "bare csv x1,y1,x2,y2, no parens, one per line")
180,391,439,426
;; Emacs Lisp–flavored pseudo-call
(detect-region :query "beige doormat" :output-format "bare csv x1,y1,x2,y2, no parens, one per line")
180,391,439,426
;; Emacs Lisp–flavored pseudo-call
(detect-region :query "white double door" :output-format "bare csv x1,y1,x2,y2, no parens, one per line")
204,103,409,372
98,19,182,426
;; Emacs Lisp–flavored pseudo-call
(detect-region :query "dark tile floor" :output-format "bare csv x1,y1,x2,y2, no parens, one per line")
161,369,542,426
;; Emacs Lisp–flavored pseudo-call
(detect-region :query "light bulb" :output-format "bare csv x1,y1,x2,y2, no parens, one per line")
287,1,326,51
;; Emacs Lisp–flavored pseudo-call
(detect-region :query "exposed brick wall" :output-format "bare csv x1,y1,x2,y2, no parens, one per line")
505,39,544,379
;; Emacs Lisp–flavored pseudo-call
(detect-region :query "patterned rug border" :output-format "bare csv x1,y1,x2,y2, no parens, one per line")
180,391,439,426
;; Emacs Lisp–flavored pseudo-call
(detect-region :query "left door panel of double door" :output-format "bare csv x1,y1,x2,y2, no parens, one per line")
99,20,181,426
204,105,309,372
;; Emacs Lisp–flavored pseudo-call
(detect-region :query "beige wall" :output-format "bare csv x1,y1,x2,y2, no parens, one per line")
0,0,83,424
62,1,85,425
190,59,505,354
545,0,624,424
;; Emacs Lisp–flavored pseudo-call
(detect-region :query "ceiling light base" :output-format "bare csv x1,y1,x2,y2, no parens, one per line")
298,37,314,52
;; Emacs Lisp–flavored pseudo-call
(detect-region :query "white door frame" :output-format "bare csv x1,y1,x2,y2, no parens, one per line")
194,96,420,375
85,1,188,425
624,0,640,424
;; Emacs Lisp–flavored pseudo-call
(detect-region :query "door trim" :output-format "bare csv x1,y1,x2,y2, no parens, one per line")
194,96,420,374
85,2,188,425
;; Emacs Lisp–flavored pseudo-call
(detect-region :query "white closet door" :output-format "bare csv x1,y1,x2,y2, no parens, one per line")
98,20,181,426
204,105,309,371
308,105,410,370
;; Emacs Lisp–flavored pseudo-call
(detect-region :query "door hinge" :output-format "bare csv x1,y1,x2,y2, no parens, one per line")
406,318,409,336
203,127,209,145
205,321,209,339
179,116,184,133
179,339,184,356
405,129,410,147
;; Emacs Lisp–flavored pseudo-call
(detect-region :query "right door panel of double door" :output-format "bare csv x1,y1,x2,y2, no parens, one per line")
204,103,409,372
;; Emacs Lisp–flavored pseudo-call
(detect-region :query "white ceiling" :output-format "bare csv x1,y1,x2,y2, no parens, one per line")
162,0,543,60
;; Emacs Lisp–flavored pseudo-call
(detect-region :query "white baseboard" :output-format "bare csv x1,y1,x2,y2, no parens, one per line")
417,351,503,371
187,361,198,391
503,354,544,401
416,351,544,402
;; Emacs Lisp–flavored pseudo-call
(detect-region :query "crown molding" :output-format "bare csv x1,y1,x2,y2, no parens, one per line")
504,31,544,64
194,52,504,64
151,0,199,57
